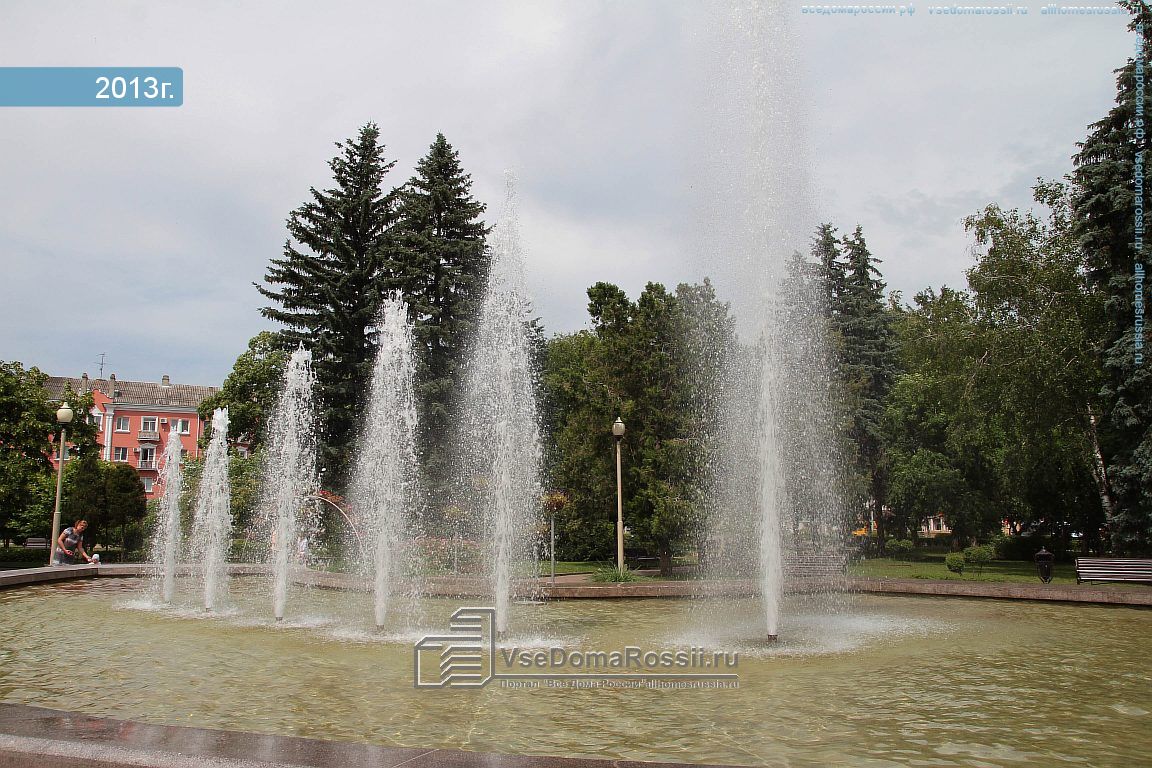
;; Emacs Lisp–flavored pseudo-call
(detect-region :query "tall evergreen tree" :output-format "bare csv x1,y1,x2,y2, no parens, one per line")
388,133,490,504
257,124,397,487
1071,11,1152,553
812,223,846,319
839,226,900,541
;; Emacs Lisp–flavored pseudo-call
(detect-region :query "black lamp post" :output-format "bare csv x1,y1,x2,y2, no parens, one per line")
1034,547,1054,583
48,402,75,567
612,417,625,571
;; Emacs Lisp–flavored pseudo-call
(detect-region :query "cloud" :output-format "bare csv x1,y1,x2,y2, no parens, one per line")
0,1,1134,383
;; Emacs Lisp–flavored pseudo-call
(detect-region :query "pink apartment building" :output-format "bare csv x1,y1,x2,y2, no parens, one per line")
44,373,219,499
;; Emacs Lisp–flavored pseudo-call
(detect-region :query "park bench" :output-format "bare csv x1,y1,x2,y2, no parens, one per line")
1075,558,1152,584
23,538,47,549
784,552,848,578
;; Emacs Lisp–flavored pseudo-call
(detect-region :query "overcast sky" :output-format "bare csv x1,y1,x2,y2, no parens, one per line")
0,1,1135,385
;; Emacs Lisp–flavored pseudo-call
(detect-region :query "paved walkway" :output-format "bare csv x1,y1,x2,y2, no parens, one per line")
0,703,739,768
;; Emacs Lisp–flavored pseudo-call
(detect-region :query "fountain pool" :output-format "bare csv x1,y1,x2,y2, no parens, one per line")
1,578,1149,767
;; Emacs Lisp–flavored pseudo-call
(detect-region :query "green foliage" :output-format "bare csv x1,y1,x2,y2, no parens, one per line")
886,538,914,560
821,226,900,539
199,332,289,449
0,547,53,565
962,544,995,576
542,280,735,571
945,552,965,574
61,452,108,541
257,127,490,497
0,362,99,545
882,181,1110,550
105,463,148,552
1071,40,1152,554
591,565,642,583
388,133,490,505
257,123,397,488
180,452,261,534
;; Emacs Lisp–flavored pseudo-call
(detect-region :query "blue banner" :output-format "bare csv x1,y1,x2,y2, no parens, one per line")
0,68,183,107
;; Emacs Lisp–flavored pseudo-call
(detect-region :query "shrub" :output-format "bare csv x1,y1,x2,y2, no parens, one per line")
945,552,965,575
0,547,53,566
994,534,1073,562
963,544,995,576
887,539,915,560
591,566,642,583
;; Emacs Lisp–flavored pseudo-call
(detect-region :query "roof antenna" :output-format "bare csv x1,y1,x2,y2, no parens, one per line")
96,353,107,379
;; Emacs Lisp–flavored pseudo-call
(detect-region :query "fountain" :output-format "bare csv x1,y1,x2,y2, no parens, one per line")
462,175,543,637
189,408,232,612
149,427,184,604
691,1,842,641
262,348,318,622
349,294,421,630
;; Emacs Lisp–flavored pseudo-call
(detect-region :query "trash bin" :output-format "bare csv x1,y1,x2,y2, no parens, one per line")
1034,547,1054,583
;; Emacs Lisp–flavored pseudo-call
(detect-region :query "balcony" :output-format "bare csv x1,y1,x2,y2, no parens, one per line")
138,431,160,443
137,459,157,470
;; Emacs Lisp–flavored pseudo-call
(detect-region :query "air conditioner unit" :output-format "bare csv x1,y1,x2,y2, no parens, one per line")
159,418,168,425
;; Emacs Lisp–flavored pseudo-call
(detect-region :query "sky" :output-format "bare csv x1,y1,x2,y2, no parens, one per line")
0,1,1136,386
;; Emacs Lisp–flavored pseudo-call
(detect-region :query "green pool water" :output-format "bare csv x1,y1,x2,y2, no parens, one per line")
0,577,1149,766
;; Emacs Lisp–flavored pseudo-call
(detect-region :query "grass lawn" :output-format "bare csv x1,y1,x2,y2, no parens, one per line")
849,554,1080,584
537,560,605,575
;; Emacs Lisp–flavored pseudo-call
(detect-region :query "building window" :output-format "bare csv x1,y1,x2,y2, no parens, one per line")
113,447,128,462
141,417,158,432
139,446,156,470
177,418,191,435
142,477,155,493
92,413,103,429
180,449,188,459
115,416,130,432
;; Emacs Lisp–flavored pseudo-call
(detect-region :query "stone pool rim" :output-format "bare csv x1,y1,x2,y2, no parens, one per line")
2,563,1149,607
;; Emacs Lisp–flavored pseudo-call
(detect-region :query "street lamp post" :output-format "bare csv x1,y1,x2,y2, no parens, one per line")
48,402,75,567
612,417,625,571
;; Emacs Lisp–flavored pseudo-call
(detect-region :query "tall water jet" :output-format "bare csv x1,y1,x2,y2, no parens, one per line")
190,408,232,611
349,294,420,630
150,427,185,603
463,175,542,637
262,348,318,622
692,2,844,640
754,344,784,640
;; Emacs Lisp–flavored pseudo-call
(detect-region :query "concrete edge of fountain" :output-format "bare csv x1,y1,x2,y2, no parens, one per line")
0,702,747,768
2,564,1150,607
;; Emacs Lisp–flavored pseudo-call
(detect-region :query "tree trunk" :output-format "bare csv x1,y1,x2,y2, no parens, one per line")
1086,404,1114,527
659,549,673,578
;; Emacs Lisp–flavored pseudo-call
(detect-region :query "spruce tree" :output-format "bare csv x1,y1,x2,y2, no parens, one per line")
812,223,846,319
839,226,900,542
257,124,396,487
388,133,489,504
1071,9,1152,553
